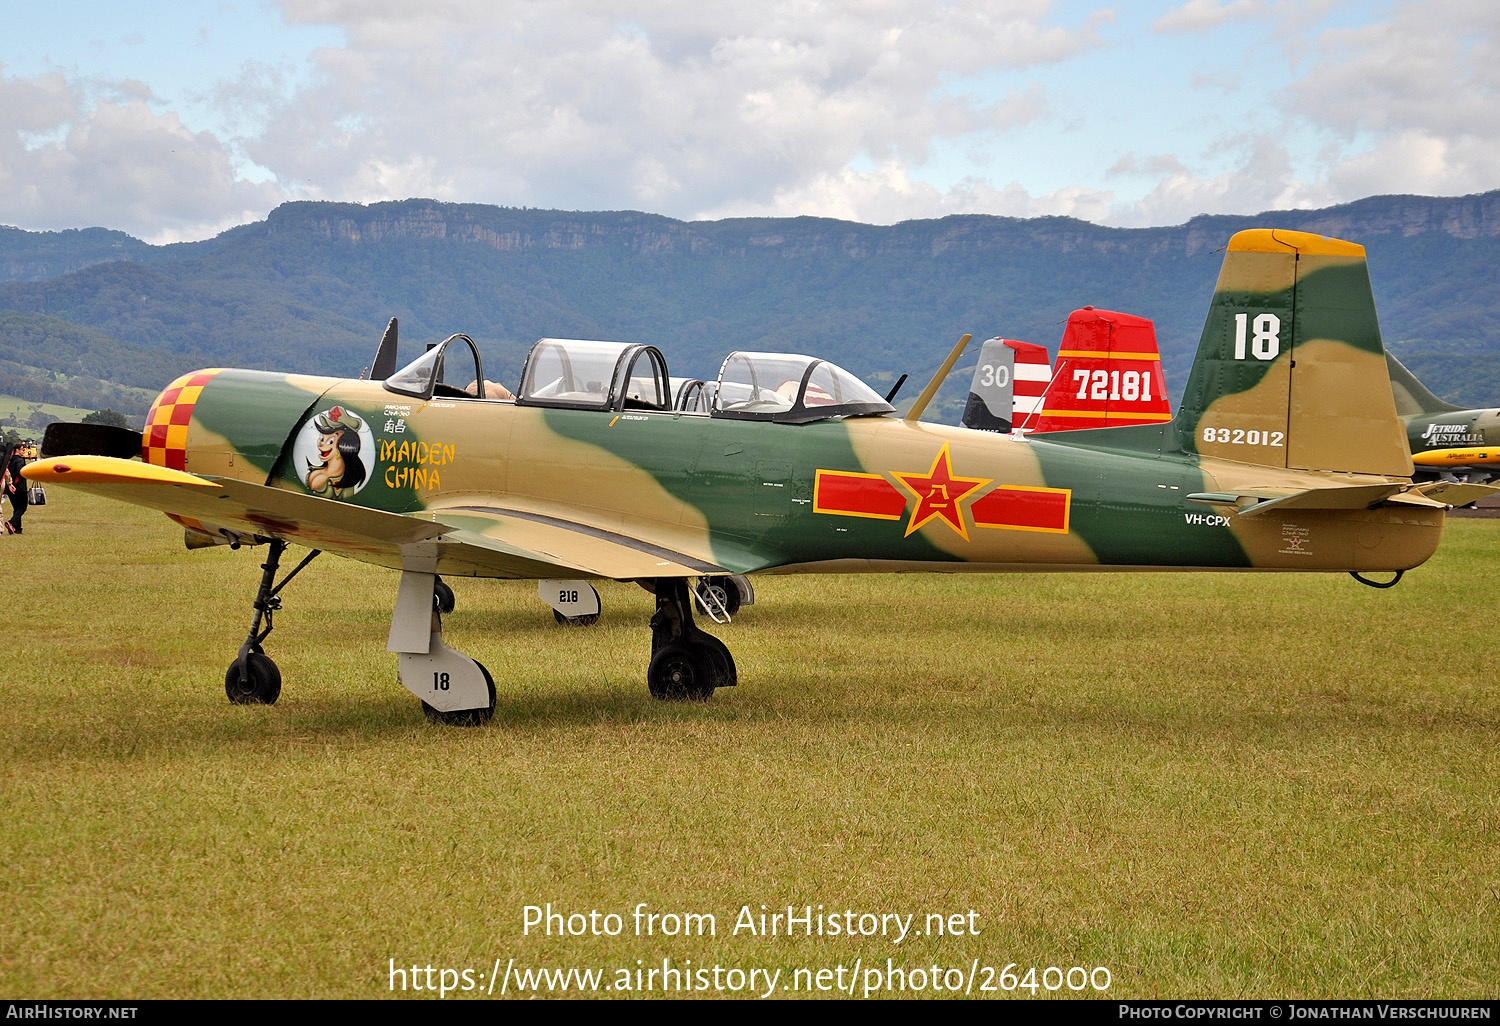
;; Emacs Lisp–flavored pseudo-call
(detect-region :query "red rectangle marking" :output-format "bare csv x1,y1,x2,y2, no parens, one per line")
971,486,1071,533
814,470,906,520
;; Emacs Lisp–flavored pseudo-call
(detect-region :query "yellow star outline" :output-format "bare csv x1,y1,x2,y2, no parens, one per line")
891,442,992,541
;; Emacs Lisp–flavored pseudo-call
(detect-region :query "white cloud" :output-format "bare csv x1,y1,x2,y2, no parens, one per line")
1106,134,1332,226
245,1,1104,217
5,1,1500,240
701,158,1115,225
1154,0,1263,34
0,68,281,243
1279,2,1500,200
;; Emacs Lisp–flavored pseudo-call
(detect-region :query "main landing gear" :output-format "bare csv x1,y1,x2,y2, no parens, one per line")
224,539,320,705
647,578,736,701
693,575,741,620
222,551,736,719
433,576,456,614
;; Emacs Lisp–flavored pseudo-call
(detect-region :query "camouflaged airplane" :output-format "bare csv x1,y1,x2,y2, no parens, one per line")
26,228,1494,725
1386,352,1500,480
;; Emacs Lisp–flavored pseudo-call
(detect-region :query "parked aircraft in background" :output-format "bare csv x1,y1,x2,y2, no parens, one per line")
960,337,1050,433
962,308,1171,435
28,229,1491,725
1386,353,1500,480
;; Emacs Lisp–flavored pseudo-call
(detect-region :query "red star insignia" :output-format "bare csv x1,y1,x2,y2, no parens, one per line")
891,443,991,540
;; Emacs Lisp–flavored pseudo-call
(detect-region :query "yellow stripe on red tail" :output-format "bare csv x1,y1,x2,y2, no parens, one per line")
1030,308,1172,433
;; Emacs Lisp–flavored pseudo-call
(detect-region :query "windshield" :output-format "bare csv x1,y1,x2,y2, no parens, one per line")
712,352,893,423
384,334,486,400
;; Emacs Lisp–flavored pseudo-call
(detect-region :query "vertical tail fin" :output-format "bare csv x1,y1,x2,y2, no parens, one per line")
1030,308,1172,433
1174,229,1412,477
1009,340,1051,431
1386,352,1462,417
960,338,1050,433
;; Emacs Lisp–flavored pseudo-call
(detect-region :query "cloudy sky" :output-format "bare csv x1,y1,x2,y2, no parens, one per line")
3,0,1496,243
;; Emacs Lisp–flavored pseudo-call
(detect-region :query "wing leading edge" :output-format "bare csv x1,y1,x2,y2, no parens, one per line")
25,455,724,580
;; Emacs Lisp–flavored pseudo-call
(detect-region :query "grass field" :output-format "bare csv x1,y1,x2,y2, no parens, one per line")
0,393,94,430
3,490,1497,1000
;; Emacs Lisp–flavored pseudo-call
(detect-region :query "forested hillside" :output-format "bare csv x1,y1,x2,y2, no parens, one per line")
2,191,1497,422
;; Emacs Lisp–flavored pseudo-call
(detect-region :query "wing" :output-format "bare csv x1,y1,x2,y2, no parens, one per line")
25,455,727,580
430,504,729,579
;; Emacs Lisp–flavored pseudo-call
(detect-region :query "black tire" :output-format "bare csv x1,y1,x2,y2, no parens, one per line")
553,608,600,626
700,634,738,689
696,576,741,617
647,643,715,701
422,661,496,726
224,653,282,705
433,579,456,614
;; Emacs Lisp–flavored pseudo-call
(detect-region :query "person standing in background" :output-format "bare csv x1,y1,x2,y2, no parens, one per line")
2,442,28,535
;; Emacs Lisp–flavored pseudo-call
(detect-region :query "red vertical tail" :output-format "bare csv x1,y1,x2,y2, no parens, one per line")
1030,308,1172,433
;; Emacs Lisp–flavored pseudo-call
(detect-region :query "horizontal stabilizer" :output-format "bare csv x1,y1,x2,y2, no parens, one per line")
1410,480,1500,508
41,422,143,460
1237,485,1409,515
1189,481,1463,518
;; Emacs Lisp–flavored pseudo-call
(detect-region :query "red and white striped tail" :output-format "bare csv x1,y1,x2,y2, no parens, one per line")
1029,308,1172,433
1006,340,1051,433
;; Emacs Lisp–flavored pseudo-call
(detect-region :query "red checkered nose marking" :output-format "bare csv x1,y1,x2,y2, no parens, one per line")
142,370,224,471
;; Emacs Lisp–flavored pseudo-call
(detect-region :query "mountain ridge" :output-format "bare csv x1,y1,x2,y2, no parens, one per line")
2,191,1497,420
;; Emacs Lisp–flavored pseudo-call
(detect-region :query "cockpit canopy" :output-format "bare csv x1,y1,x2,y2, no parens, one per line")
384,334,488,400
516,339,670,411
711,352,894,424
383,335,891,425
672,377,716,414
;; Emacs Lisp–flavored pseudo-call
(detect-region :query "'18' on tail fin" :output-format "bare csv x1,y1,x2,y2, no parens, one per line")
1173,229,1412,477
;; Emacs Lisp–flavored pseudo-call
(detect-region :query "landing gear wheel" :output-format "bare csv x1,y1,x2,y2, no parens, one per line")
695,576,741,617
224,652,282,705
422,661,496,726
433,579,456,614
699,634,737,690
553,608,600,626
647,643,716,701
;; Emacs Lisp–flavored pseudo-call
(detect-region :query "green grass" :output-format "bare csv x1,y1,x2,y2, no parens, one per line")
3,491,1498,999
